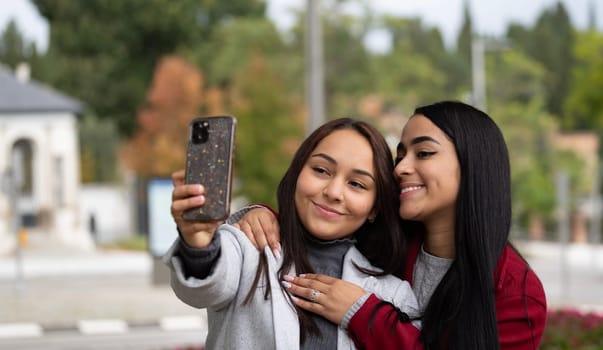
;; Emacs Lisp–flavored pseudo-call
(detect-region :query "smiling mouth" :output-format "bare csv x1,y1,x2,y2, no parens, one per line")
313,202,343,217
400,185,424,194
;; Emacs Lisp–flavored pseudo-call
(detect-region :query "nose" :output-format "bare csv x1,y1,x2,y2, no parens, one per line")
394,156,413,178
323,178,344,201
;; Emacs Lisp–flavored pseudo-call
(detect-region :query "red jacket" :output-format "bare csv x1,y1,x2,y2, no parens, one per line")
347,239,547,349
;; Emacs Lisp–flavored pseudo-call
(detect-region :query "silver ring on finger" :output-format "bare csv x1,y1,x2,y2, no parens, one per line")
309,289,320,302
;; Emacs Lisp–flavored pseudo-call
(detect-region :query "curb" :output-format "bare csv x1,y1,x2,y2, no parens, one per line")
0,315,206,339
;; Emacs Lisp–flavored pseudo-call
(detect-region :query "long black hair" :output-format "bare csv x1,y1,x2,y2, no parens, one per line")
246,117,407,342
410,101,511,349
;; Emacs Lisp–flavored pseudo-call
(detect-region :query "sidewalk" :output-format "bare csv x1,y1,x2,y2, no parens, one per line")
517,240,603,313
0,245,208,335
0,239,602,331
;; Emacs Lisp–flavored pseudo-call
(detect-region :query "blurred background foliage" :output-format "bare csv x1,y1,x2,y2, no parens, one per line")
1,0,602,237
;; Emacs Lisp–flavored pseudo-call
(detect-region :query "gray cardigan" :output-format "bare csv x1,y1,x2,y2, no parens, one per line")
163,224,420,349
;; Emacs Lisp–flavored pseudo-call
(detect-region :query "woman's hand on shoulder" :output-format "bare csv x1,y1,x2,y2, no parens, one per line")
170,169,221,248
233,207,282,258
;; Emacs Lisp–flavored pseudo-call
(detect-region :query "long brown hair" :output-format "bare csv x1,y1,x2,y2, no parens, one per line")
246,117,407,342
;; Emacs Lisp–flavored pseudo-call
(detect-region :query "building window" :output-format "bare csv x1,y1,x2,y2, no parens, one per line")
12,139,33,195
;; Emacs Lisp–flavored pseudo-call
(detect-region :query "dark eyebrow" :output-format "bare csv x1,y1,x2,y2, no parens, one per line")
397,135,441,151
310,153,375,182
412,135,441,145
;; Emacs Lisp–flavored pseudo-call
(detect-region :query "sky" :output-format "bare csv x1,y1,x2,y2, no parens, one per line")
0,0,602,53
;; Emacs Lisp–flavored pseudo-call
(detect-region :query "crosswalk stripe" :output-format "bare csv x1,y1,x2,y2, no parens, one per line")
77,319,129,335
0,323,43,338
159,316,204,331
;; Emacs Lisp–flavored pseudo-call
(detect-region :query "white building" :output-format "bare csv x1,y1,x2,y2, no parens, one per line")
0,64,93,254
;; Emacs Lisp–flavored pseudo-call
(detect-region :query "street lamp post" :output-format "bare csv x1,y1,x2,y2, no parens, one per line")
305,0,325,136
471,36,509,111
471,37,486,111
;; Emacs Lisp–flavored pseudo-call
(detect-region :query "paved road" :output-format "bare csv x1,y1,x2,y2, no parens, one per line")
517,240,603,311
0,248,209,348
0,326,204,350
0,240,602,348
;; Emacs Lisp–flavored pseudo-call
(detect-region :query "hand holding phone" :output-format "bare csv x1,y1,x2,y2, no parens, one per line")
183,115,236,222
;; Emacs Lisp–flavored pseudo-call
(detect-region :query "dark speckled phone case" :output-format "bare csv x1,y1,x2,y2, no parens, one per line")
183,115,236,221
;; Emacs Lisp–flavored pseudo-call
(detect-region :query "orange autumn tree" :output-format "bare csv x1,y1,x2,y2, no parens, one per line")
120,55,221,177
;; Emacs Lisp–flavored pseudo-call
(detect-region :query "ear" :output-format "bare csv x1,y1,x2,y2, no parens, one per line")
368,210,377,223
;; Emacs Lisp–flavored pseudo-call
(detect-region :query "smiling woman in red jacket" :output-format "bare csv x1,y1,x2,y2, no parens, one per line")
238,101,547,349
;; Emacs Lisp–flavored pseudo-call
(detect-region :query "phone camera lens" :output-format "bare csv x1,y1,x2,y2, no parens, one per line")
192,121,209,144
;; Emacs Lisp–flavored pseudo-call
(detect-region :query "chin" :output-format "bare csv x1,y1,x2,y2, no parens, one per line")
399,210,420,221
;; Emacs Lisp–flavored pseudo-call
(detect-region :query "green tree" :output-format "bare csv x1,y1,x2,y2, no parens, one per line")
31,0,266,137
491,100,557,234
491,98,588,237
0,19,38,68
283,2,375,118
79,114,120,183
230,54,304,207
197,17,295,88
486,49,547,105
563,30,603,132
368,17,450,114
456,0,473,64
507,2,574,118
451,0,473,93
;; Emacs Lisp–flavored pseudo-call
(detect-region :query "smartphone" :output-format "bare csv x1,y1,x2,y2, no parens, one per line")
183,115,236,222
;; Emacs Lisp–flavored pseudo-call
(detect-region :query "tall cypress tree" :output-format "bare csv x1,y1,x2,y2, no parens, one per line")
509,2,575,119
456,0,473,65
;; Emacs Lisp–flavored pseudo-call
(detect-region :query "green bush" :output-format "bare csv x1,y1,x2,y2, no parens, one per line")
541,309,603,349
99,235,148,251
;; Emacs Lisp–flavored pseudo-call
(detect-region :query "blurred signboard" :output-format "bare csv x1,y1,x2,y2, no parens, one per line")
147,178,177,257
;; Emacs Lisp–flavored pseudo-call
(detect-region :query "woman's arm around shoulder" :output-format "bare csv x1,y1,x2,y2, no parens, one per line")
347,294,424,350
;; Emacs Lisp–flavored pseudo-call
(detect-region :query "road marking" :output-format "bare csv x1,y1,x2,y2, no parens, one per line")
78,319,128,335
0,323,43,338
159,316,204,331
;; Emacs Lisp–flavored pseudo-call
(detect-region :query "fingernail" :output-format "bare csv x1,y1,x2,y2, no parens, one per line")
291,296,300,303
197,185,204,193
281,281,291,289
195,195,204,204
299,274,306,278
273,248,282,260
283,275,294,282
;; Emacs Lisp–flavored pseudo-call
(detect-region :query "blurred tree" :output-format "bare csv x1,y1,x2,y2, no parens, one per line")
0,19,38,68
283,1,374,118
491,99,587,238
456,0,472,65
491,101,557,235
79,114,121,183
230,53,304,207
368,17,450,115
180,16,303,205
196,17,296,89
120,55,205,178
321,10,373,117
451,0,473,94
31,0,266,137
507,2,574,119
487,49,547,105
563,30,603,132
